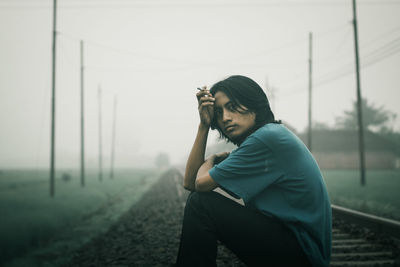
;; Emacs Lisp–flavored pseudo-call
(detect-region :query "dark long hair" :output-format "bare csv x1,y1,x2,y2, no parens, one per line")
209,75,280,145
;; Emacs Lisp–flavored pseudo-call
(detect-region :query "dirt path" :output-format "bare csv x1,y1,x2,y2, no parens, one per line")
64,168,244,267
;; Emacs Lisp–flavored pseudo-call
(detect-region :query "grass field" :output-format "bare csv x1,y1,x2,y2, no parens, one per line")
322,169,400,221
0,168,398,266
0,168,163,266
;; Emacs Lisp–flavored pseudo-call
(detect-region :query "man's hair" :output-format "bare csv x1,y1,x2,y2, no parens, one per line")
209,75,280,145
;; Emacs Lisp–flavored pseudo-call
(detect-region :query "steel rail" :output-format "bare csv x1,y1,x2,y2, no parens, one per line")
332,204,400,239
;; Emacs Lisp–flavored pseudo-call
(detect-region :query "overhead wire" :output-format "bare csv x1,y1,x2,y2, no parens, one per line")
317,26,353,63
56,21,352,74
279,34,400,96
28,7,399,95
58,32,218,69
229,22,350,65
57,23,400,95
361,26,400,50
1,0,400,9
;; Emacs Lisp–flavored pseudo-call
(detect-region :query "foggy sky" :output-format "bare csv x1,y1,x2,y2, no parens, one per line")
1,0,399,169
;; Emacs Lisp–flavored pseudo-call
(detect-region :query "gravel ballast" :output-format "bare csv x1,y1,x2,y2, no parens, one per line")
64,168,244,267
65,168,400,266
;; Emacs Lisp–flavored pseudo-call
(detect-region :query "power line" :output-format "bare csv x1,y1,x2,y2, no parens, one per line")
80,31,400,89
1,0,400,9
313,41,400,87
317,26,400,65
362,26,400,49
230,23,350,64
317,27,353,63
363,36,400,59
58,32,213,67
84,64,207,73
279,35,400,95
56,22,399,83
81,27,396,86
57,22,351,71
57,39,76,67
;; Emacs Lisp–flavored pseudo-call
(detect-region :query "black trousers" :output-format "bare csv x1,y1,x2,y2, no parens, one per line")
176,191,311,267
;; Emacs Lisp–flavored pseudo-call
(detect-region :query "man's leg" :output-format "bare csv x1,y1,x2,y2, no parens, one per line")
176,192,218,267
176,191,310,267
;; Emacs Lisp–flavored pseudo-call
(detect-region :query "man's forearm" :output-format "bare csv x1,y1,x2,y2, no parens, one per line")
183,124,209,191
196,155,215,179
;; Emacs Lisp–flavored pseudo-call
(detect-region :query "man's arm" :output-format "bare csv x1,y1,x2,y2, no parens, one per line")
194,151,230,192
184,87,215,190
195,155,218,192
184,132,229,192
183,124,210,191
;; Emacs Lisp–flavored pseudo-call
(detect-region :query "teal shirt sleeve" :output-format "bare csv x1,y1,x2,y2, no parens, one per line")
210,124,332,267
209,135,282,203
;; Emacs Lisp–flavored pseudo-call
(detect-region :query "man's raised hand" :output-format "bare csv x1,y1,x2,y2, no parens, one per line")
196,86,215,127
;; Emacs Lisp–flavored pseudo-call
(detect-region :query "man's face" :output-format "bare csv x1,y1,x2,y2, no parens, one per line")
214,91,256,142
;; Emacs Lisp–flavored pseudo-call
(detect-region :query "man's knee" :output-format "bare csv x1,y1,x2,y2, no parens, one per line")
186,191,207,207
185,191,220,210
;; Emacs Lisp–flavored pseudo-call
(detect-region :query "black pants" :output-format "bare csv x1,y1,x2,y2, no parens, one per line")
176,191,311,267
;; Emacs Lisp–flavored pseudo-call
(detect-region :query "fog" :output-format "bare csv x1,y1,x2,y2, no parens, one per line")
0,0,399,169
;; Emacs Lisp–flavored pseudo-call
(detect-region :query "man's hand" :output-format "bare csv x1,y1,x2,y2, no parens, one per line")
194,152,229,192
196,86,215,127
214,152,230,164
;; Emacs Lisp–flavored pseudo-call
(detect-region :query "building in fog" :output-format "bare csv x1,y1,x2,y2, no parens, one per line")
206,124,400,170
299,130,400,169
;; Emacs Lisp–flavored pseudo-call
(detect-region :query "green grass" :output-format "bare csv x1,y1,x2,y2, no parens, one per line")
2,168,398,266
0,168,163,266
322,169,400,221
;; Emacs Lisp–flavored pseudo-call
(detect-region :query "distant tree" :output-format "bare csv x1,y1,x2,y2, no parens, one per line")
61,173,72,182
154,152,170,169
380,131,400,153
335,98,397,132
313,121,331,130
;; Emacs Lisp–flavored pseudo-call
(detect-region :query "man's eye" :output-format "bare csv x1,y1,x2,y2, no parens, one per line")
227,104,236,112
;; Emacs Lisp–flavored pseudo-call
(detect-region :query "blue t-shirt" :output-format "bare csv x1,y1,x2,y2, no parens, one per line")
209,123,331,267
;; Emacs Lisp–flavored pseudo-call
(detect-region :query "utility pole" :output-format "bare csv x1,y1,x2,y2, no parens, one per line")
352,0,366,186
110,95,117,179
98,85,103,182
80,40,85,187
50,0,57,197
308,32,313,152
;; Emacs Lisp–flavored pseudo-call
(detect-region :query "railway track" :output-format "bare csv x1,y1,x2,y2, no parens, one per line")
173,169,400,267
330,205,400,266
63,168,399,267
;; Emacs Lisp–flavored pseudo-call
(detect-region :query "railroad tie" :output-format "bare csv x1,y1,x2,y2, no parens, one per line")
330,228,398,266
